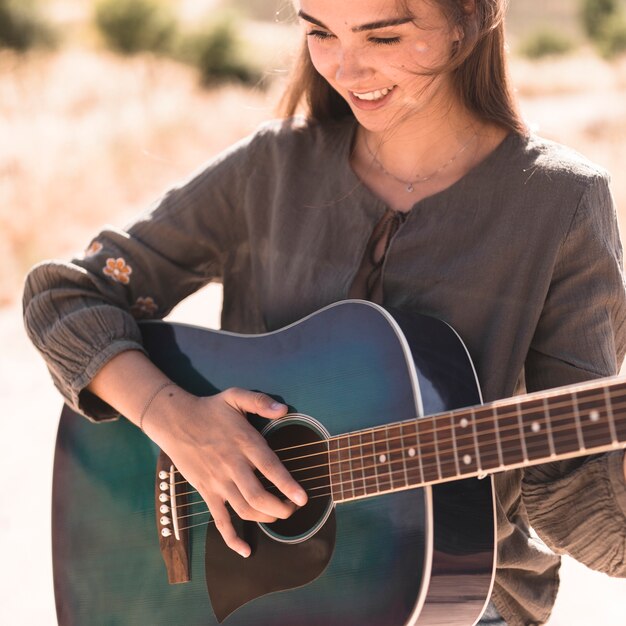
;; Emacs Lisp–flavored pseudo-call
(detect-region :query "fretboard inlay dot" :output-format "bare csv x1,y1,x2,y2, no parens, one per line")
590,410,600,422
463,454,472,465
460,418,469,428
408,447,416,457
531,421,541,433
379,454,387,464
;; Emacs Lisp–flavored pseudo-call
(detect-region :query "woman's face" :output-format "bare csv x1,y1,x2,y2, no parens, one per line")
298,0,461,132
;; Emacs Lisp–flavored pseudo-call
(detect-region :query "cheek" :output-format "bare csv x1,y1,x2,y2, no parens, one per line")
306,41,335,79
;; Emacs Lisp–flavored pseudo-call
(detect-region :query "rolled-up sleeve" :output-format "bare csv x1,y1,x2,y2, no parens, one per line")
23,137,249,421
522,174,626,576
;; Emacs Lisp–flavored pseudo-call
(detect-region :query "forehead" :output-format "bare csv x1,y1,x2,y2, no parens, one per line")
298,0,408,22
297,0,442,28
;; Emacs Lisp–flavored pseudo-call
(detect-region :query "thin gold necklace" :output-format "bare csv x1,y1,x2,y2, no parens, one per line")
364,131,478,192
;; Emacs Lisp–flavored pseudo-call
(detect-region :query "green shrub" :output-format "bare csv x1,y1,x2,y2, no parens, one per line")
225,0,283,22
519,28,576,59
177,16,261,86
597,13,626,57
581,0,620,39
94,0,176,55
0,0,56,52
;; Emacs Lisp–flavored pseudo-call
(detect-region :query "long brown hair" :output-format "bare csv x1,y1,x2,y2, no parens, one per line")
278,0,526,135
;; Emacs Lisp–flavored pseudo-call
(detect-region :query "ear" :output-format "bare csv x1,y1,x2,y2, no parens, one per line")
461,0,476,16
452,0,476,42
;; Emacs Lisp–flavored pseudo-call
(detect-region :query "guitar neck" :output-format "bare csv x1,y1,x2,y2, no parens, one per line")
328,376,626,503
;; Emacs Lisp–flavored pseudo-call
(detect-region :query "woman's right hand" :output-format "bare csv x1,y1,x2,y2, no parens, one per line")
141,386,309,558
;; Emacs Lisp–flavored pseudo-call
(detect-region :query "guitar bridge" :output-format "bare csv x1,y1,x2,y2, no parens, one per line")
155,450,191,584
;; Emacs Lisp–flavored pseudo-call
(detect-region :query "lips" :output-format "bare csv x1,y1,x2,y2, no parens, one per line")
348,85,396,111
352,86,396,101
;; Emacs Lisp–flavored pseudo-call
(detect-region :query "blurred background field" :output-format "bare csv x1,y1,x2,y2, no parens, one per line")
2,0,626,624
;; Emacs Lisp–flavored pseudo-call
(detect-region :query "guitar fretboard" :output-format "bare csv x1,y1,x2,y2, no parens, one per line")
327,377,626,503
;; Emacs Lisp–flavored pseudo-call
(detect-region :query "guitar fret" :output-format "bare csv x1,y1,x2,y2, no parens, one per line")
545,394,580,456
455,411,479,475
386,424,408,489
358,432,367,497
399,422,410,487
495,401,525,466
522,398,553,462
417,417,439,482
434,413,458,480
431,415,443,480
328,438,343,502
571,391,585,451
373,428,392,492
493,406,504,467
575,387,613,450
470,407,483,471
360,430,379,495
406,420,425,485
516,400,529,463
339,435,354,500
609,381,626,443
450,412,461,476
542,397,556,458
604,387,619,445
348,433,365,499
473,406,501,471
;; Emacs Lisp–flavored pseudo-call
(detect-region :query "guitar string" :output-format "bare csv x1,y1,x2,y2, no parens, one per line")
167,417,624,522
166,404,624,508
166,389,626,490
173,417,610,531
173,421,605,533
166,382,626,483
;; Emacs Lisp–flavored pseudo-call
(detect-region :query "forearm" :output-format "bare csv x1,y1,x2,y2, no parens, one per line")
86,350,185,432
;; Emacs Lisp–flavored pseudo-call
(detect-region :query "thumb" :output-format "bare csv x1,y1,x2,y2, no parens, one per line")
224,387,288,420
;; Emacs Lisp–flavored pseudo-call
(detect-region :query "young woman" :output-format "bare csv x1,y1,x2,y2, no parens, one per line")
24,1,626,624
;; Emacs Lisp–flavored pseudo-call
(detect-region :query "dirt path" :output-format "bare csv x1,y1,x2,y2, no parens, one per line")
3,286,626,624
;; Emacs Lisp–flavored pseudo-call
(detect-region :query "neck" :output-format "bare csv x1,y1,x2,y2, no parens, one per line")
360,108,484,184
327,375,626,504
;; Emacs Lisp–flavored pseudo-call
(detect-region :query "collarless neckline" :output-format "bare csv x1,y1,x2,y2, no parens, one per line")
338,119,523,216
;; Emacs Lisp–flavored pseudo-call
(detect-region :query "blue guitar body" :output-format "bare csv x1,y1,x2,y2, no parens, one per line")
52,301,495,625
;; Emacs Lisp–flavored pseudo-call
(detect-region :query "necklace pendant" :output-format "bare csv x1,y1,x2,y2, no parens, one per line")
406,183,414,193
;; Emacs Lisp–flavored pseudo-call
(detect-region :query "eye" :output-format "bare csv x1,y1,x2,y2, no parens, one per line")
369,36,401,46
307,30,335,42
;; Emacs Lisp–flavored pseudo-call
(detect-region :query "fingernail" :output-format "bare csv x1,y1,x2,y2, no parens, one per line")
293,490,307,506
271,401,286,410
238,547,251,558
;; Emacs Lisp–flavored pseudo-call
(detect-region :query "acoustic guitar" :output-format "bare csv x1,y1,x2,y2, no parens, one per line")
52,300,626,625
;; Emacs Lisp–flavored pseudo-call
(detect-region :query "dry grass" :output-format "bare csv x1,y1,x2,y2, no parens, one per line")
510,52,626,240
0,47,285,305
3,31,626,306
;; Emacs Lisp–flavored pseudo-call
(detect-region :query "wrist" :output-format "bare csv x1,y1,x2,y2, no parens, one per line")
141,384,198,442
138,382,177,432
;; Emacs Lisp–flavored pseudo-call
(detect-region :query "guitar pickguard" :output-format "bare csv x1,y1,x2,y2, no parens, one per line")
205,511,336,623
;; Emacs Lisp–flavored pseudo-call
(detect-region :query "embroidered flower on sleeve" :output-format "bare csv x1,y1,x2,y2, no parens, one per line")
131,296,158,319
84,241,103,257
103,257,132,285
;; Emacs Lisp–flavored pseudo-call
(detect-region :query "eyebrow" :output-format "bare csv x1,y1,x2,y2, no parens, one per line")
297,10,413,32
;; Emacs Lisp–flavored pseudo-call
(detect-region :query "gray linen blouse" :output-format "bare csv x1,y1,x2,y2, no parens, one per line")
23,117,626,626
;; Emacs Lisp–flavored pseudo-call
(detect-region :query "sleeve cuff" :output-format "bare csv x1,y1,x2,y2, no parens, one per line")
608,449,626,521
70,339,147,422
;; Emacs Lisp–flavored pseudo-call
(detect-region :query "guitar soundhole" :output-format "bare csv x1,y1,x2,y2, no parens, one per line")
260,417,333,543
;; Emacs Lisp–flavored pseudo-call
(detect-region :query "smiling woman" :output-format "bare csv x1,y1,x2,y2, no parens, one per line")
22,1,626,625
280,0,523,211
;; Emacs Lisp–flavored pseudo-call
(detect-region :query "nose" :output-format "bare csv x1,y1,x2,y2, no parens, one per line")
334,46,373,86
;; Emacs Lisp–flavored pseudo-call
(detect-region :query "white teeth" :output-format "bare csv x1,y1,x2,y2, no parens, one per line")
353,86,395,101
